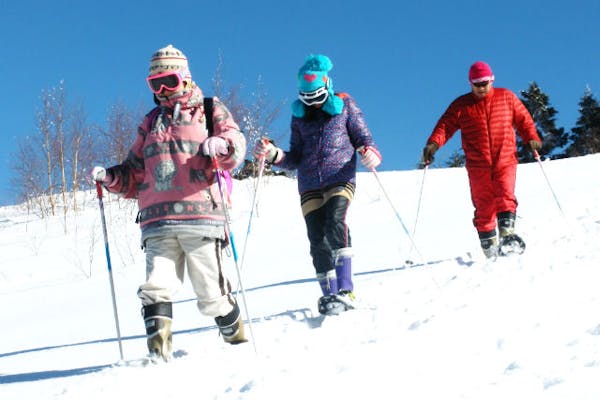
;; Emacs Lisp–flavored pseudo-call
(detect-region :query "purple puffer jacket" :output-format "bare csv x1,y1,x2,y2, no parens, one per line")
276,94,375,194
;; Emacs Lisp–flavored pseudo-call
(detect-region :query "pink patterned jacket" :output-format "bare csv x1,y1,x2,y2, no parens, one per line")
105,86,246,228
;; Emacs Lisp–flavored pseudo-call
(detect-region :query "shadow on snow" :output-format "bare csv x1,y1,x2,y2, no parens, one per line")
1,256,472,384
0,365,111,384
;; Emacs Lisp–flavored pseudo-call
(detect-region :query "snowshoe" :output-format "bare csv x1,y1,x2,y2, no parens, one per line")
336,290,356,311
318,295,346,316
498,234,526,256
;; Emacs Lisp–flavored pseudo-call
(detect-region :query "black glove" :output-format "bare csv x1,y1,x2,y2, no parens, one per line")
422,142,439,165
529,140,542,153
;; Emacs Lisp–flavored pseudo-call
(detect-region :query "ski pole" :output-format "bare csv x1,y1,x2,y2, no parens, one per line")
406,164,428,264
234,156,266,295
238,156,266,274
533,150,566,218
369,167,424,262
95,182,124,361
212,159,257,354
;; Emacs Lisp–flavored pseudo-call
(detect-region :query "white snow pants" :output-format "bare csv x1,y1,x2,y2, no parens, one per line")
138,233,236,318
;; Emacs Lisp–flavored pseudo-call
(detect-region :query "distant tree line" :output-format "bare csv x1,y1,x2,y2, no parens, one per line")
426,83,600,168
9,58,286,222
10,80,101,228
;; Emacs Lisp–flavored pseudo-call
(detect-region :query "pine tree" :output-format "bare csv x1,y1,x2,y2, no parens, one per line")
518,82,568,162
566,87,600,157
444,148,466,168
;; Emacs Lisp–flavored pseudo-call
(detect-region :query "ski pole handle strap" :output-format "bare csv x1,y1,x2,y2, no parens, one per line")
95,181,103,199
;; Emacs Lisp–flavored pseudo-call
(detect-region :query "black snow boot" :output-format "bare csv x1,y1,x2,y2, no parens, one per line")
215,303,247,345
497,212,526,255
497,211,516,238
478,230,498,259
142,302,173,360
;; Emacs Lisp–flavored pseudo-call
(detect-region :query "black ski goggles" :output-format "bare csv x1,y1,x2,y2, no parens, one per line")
472,80,491,88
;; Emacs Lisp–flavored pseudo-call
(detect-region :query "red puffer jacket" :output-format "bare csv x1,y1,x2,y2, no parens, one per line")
427,88,540,168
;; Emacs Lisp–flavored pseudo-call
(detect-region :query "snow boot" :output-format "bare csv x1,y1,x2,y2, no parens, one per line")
334,248,354,293
142,302,173,360
334,248,355,311
497,212,526,255
497,211,516,238
317,269,338,296
317,269,345,315
215,303,247,345
478,230,498,259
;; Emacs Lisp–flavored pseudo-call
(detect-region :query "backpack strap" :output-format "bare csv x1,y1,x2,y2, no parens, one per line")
148,96,214,135
203,97,214,136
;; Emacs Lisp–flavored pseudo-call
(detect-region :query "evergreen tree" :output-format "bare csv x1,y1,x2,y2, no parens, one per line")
518,82,568,162
444,148,466,168
566,87,600,157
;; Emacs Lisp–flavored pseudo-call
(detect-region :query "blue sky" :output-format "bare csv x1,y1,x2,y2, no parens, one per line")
1,0,598,206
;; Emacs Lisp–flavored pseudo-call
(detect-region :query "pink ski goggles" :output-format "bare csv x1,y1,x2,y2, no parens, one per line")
146,71,184,93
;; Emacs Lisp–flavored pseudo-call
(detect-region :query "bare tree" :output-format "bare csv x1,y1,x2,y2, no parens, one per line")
69,103,95,212
98,100,139,165
12,82,98,225
211,51,286,179
212,52,248,127
10,140,48,218
38,89,57,216
50,81,69,232
246,75,285,148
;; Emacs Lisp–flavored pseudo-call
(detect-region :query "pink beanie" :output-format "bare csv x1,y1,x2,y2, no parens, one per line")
469,61,494,83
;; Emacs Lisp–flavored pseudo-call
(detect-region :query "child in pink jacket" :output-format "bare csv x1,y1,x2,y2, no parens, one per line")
92,45,247,360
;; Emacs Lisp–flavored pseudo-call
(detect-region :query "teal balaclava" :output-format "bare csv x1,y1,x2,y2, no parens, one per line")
291,54,344,117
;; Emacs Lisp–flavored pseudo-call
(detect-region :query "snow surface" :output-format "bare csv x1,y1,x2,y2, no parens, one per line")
1,154,599,400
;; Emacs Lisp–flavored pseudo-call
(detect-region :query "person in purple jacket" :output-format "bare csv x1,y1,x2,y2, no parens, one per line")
254,54,382,315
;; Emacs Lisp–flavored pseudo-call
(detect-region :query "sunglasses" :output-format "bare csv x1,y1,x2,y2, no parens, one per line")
472,80,491,88
147,71,184,93
298,86,329,106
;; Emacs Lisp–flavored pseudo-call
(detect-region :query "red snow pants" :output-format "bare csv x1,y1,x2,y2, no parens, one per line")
466,164,518,234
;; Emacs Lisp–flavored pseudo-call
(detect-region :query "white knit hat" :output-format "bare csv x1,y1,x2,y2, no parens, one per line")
148,44,191,79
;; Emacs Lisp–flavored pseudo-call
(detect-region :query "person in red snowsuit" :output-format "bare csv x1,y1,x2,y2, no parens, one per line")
422,61,542,258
